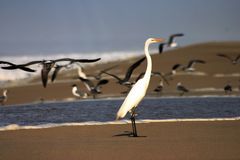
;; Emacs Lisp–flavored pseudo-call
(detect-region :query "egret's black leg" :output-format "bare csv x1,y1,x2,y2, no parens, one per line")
132,116,138,137
130,112,138,137
130,115,135,136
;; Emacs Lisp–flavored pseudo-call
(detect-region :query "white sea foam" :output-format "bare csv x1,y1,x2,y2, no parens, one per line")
192,88,223,92
1,117,240,131
0,51,141,82
175,71,207,76
213,73,240,77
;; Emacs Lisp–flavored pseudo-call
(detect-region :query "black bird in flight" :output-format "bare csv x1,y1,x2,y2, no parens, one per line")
103,57,146,87
159,33,184,54
217,53,240,65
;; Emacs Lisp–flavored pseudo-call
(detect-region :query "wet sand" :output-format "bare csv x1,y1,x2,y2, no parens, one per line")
0,120,240,160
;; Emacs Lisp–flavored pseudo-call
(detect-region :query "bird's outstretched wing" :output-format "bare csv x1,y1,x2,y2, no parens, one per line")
96,79,109,87
0,61,15,66
79,77,95,91
99,65,118,76
88,65,119,80
172,64,182,70
134,72,145,82
0,61,37,72
217,53,233,61
179,86,189,92
102,71,122,81
124,57,146,81
168,33,184,44
51,65,63,82
54,58,101,63
187,59,205,68
21,60,44,66
235,54,240,62
158,43,166,54
51,63,71,82
151,71,169,85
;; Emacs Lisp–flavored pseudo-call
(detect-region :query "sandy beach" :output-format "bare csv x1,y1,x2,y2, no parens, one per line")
0,120,239,160
0,42,240,160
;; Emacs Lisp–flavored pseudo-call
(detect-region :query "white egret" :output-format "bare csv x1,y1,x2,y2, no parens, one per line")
116,38,164,137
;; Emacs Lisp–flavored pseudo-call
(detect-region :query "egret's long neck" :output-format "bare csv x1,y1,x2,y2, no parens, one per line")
143,41,152,81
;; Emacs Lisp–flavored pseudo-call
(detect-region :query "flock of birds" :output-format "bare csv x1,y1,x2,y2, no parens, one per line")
1,33,238,103
0,34,240,137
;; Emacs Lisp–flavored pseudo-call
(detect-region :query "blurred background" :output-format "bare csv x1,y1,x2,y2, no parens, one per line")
0,0,240,56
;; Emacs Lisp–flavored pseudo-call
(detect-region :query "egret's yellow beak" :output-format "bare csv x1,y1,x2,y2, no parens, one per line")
153,38,165,43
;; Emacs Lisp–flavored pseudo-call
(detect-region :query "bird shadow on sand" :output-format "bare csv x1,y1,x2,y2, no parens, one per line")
113,131,147,138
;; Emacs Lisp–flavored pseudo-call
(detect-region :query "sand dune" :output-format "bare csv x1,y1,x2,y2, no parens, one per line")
1,41,240,105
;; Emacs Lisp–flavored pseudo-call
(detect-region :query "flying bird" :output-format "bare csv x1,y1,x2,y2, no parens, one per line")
87,65,118,80
116,38,164,137
181,59,206,72
167,33,184,48
164,64,183,80
0,89,8,105
158,33,184,54
177,82,189,96
79,77,109,99
166,60,205,76
51,63,72,82
0,61,36,72
103,57,146,87
71,84,88,98
217,53,240,65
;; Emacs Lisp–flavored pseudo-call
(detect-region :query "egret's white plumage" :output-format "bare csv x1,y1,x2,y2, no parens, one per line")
116,38,164,120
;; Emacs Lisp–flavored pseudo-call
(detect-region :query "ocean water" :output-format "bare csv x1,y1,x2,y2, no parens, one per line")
0,96,240,131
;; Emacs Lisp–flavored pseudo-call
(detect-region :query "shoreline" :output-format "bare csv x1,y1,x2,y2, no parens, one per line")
1,120,240,160
1,116,240,132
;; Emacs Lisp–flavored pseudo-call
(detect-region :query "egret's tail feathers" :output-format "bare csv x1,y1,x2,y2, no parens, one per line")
116,109,127,120
116,112,123,120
